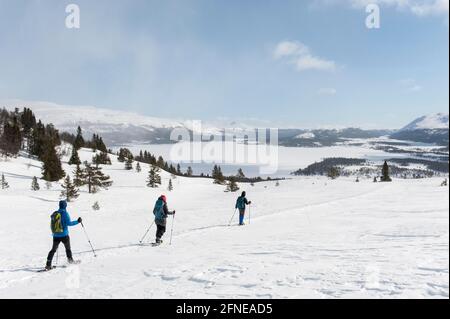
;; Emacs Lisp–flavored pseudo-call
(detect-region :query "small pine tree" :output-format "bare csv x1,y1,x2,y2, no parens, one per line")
381,161,392,182
31,176,40,191
356,177,360,183
41,141,65,182
73,126,85,150
125,157,133,170
147,166,162,188
186,166,193,177
93,152,112,165
373,176,378,183
92,201,100,211
82,162,113,194
168,179,173,191
60,175,79,202
327,167,340,180
136,162,142,173
237,168,245,179
68,147,81,165
45,180,52,190
73,164,84,187
212,165,225,184
441,178,448,187
225,177,240,192
1,174,10,189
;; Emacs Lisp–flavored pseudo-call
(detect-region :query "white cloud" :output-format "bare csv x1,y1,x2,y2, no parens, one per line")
274,41,336,72
411,0,449,16
274,41,310,59
313,0,449,17
317,87,338,95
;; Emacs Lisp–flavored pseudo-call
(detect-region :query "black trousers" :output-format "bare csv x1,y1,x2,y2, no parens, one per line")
156,224,166,241
47,236,72,264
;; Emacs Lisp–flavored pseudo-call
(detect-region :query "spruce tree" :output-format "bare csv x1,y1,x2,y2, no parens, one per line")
147,166,162,188
237,168,245,179
41,141,65,182
73,164,84,187
31,176,40,191
212,165,225,184
226,177,239,192
136,162,142,172
381,161,392,182
176,163,182,175
1,173,10,189
60,175,79,202
73,126,85,150
327,167,340,180
82,162,113,194
186,166,193,177
68,147,81,165
0,119,22,157
125,157,133,170
117,148,133,163
93,151,112,165
168,179,173,191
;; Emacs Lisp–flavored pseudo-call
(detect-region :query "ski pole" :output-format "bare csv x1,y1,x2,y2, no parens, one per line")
139,221,155,244
248,205,251,225
81,222,97,257
228,208,238,226
169,214,175,245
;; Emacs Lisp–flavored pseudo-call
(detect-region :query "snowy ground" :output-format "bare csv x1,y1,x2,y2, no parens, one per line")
0,149,448,298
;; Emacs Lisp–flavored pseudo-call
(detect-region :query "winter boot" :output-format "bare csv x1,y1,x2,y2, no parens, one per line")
45,261,52,271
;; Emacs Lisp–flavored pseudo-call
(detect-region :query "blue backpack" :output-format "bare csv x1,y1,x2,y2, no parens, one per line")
236,196,246,209
153,199,165,221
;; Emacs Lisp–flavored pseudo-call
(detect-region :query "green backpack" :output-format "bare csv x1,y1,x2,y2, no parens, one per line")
50,211,64,234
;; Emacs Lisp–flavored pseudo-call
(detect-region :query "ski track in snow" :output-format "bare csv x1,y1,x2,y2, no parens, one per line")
0,148,448,298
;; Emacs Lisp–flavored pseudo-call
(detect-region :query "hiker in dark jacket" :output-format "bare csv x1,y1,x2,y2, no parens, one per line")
153,195,175,244
46,200,82,270
235,191,251,226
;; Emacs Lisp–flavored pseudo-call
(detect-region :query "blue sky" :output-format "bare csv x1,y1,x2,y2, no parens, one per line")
0,0,448,128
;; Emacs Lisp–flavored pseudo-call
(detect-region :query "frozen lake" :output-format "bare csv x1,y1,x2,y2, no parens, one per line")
111,142,407,177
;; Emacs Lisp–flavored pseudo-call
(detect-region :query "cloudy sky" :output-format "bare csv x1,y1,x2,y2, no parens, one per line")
0,0,448,128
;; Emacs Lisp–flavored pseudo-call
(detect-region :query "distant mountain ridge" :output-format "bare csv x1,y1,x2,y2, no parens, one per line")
390,113,449,146
2,100,448,147
400,113,449,131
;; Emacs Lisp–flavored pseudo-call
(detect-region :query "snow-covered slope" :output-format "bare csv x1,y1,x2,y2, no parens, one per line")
0,149,448,298
401,113,449,131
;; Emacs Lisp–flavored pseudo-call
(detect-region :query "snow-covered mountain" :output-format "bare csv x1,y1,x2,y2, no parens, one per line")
391,113,449,146
400,113,449,131
1,100,281,145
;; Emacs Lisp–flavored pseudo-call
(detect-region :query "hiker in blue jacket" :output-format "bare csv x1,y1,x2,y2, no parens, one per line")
46,200,82,270
153,195,175,244
235,191,251,226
